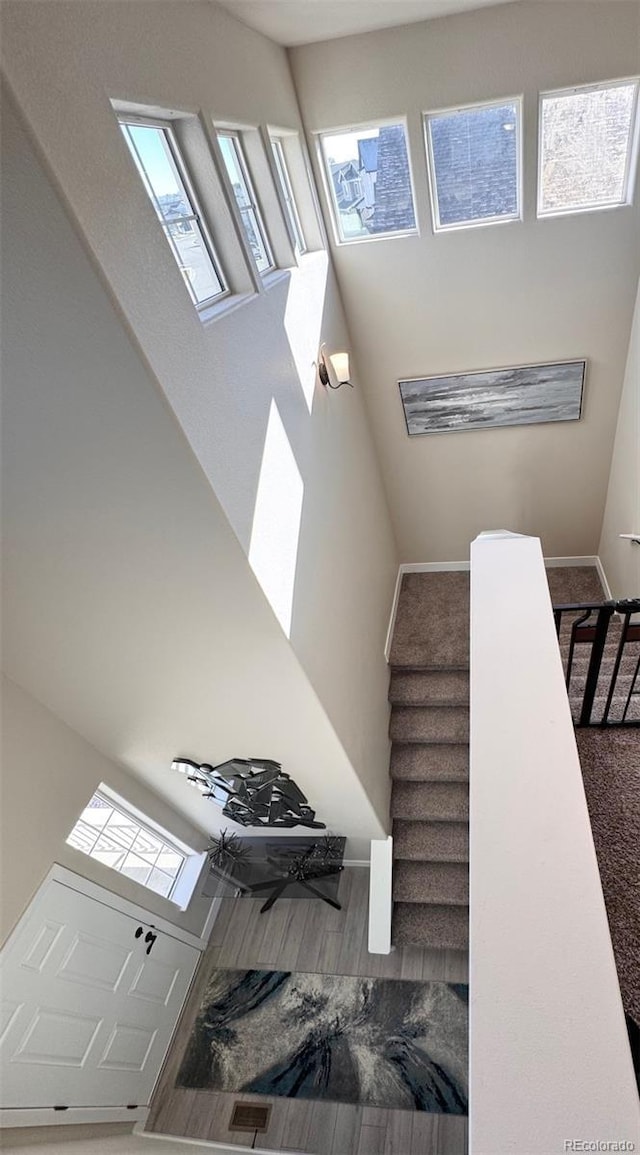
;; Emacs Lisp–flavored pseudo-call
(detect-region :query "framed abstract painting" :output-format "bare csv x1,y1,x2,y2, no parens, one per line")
399,359,586,435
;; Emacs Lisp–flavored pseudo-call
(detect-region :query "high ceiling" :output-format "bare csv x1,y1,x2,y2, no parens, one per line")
216,0,518,46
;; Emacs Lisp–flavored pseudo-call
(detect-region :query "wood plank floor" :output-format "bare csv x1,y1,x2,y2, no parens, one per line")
146,867,468,1154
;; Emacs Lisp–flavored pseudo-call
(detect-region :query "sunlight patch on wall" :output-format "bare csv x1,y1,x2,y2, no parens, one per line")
283,251,330,413
249,400,304,637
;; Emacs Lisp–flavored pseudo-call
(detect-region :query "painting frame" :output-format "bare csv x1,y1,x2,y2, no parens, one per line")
398,358,586,436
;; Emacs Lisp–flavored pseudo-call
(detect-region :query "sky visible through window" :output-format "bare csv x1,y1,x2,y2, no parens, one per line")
539,82,638,214
120,120,224,306
427,101,520,228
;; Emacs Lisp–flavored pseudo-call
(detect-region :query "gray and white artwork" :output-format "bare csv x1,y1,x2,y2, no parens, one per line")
177,967,468,1114
399,360,585,435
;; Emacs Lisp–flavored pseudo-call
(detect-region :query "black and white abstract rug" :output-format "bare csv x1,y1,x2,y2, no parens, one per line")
176,968,468,1115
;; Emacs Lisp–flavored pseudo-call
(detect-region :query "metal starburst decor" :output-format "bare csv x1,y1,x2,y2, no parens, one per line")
207,829,251,872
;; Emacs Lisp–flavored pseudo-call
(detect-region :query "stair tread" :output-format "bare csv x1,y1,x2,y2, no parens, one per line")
390,705,469,745
393,819,469,862
393,860,469,905
391,780,469,821
392,902,469,949
390,743,469,782
389,669,469,706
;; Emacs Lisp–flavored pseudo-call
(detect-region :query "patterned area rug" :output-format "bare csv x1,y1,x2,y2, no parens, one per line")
176,968,468,1114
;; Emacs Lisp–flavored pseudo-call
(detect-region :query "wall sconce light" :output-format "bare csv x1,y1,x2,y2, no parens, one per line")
317,345,354,390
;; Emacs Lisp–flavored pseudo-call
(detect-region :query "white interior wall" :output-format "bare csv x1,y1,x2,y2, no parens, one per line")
0,0,397,827
598,276,640,598
0,90,389,947
0,677,213,947
291,0,640,561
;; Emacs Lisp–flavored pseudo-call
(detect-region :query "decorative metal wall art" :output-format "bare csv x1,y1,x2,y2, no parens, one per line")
171,757,326,829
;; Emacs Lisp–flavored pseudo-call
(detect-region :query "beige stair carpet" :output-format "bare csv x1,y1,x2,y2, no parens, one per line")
387,565,606,952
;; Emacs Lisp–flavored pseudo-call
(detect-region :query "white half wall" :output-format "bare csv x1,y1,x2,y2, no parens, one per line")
599,275,640,598
470,531,640,1153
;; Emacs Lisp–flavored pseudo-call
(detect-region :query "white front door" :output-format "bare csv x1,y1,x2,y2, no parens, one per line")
0,878,199,1109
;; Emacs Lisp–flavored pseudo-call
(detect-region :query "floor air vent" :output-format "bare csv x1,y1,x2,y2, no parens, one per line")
229,1101,271,1133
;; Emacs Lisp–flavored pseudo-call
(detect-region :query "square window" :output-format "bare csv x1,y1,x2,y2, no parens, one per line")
538,80,639,216
425,98,521,230
119,118,228,308
319,122,417,243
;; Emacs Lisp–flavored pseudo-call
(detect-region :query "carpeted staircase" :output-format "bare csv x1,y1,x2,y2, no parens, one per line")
388,572,470,951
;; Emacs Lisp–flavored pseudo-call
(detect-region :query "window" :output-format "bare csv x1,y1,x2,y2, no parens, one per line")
538,79,639,216
271,137,306,256
218,132,274,273
67,786,190,902
119,118,227,309
425,98,522,230
319,121,417,242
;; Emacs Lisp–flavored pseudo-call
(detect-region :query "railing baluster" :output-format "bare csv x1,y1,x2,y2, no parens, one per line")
621,651,640,724
580,604,615,726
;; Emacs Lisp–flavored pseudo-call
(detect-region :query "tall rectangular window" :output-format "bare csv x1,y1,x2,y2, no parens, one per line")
319,121,417,243
424,98,522,230
119,118,227,309
218,133,274,273
538,79,640,216
67,787,190,902
271,137,306,256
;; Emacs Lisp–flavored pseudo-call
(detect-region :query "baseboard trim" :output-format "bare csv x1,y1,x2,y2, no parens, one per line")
1,1107,149,1129
200,894,222,944
385,554,610,662
543,555,598,568
595,556,614,601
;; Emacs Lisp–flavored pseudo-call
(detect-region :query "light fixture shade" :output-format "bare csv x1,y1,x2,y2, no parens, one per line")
329,351,350,384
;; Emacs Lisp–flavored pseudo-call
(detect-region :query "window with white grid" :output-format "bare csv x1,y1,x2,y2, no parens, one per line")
66,787,188,901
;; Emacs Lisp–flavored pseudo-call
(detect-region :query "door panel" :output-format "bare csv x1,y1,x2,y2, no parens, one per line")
0,880,199,1109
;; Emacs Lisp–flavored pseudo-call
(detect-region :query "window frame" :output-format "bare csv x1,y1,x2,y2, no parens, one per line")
536,77,640,219
66,784,201,907
423,95,523,234
317,117,420,246
217,130,275,275
270,135,307,257
118,113,230,311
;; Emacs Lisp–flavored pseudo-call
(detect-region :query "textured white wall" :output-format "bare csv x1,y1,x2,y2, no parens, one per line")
1,90,388,924
0,2,397,845
291,0,640,561
599,277,640,598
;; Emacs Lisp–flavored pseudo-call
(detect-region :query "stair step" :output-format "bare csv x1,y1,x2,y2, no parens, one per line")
393,902,469,950
393,819,469,862
390,705,469,744
390,743,469,782
391,780,468,822
393,861,469,905
389,669,469,706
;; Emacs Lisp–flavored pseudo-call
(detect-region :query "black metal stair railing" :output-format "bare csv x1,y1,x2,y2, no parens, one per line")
553,599,640,727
